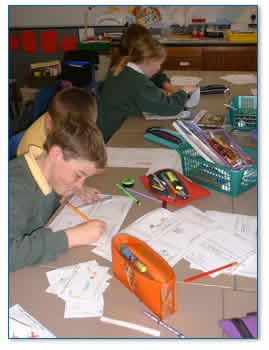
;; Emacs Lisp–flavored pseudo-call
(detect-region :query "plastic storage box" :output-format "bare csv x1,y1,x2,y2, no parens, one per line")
179,145,257,197
230,96,257,131
226,30,257,42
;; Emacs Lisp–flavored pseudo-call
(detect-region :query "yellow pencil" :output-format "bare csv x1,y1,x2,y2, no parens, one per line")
67,203,91,222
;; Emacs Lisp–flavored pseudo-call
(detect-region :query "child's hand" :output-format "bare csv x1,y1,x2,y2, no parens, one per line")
162,82,180,95
65,219,107,248
74,185,101,203
182,85,198,95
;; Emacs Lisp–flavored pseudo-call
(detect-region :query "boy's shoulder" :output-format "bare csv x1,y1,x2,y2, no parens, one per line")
9,156,36,189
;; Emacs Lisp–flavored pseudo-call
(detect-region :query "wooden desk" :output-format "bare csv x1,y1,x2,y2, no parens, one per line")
9,71,257,338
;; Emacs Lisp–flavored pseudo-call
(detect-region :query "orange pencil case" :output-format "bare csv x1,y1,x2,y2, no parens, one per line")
112,234,177,320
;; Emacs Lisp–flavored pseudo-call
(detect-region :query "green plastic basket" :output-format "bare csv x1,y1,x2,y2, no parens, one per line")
230,96,257,131
179,145,257,197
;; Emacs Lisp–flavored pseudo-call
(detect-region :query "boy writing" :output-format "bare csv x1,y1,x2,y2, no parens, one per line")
9,120,107,271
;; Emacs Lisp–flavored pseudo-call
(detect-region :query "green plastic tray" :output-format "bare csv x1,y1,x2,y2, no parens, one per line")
179,145,257,197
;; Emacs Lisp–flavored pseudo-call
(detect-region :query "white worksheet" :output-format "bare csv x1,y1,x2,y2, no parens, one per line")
206,210,257,242
206,210,257,278
106,147,182,175
46,260,112,319
121,205,218,267
184,224,256,277
233,252,257,279
9,304,56,338
48,195,133,247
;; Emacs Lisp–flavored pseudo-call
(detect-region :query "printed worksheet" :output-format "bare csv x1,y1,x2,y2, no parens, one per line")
205,210,257,278
46,260,112,319
69,193,112,208
121,205,218,267
233,252,257,279
184,224,256,277
206,210,257,242
106,147,183,175
48,195,133,247
9,304,56,338
92,208,175,262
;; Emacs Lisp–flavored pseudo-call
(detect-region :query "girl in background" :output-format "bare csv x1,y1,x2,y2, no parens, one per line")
97,36,196,142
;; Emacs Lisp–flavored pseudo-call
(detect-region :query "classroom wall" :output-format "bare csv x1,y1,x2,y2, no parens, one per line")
8,5,258,90
9,5,257,28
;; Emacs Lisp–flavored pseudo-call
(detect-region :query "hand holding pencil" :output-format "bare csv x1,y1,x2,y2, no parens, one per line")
65,203,107,248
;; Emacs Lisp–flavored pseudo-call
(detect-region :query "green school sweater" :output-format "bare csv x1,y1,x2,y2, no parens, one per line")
97,67,188,143
9,157,68,271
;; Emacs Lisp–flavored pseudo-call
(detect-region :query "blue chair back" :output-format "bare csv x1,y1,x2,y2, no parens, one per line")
33,81,62,120
9,130,25,160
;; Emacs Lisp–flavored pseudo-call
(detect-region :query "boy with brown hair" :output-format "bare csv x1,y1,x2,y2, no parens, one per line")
9,119,107,271
17,87,101,203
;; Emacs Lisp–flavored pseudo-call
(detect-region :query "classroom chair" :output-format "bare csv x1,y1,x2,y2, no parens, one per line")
9,130,25,160
33,80,63,119
9,81,64,160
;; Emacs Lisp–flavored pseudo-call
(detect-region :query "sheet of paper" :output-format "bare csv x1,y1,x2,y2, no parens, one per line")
106,147,182,175
142,110,191,121
233,252,257,279
92,208,175,262
120,205,218,267
151,206,219,266
220,74,257,85
46,260,112,319
184,224,256,277
206,210,257,242
205,210,257,279
69,193,112,208
170,75,202,86
48,195,133,247
9,304,56,338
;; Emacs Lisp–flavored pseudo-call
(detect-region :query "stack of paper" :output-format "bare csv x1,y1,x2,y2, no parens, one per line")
46,260,112,318
119,206,257,279
205,210,257,278
9,304,56,338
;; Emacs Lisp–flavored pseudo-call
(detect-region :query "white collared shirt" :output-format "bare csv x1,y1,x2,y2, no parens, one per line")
126,62,145,75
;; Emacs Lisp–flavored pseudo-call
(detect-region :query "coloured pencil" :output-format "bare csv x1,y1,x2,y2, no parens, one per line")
183,262,238,283
127,188,160,202
115,184,141,206
67,203,91,222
